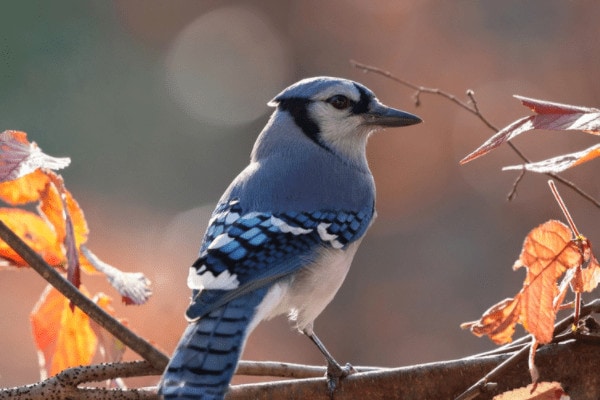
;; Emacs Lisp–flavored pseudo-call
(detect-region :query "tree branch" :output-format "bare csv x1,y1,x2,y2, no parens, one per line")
351,60,499,132
0,362,159,400
351,60,600,209
2,332,599,399
455,342,531,400
0,220,169,370
235,361,383,378
226,338,600,400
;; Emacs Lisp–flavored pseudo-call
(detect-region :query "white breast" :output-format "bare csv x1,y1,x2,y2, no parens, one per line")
250,240,362,336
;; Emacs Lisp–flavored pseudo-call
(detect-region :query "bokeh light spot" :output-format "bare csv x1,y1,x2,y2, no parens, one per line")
165,6,292,127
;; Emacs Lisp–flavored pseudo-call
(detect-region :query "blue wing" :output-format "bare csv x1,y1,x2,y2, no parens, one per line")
165,183,374,399
185,198,373,320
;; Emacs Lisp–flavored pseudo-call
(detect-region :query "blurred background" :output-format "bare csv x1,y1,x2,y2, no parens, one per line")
0,0,599,389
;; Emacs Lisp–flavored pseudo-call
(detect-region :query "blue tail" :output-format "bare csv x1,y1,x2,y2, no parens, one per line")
159,288,268,400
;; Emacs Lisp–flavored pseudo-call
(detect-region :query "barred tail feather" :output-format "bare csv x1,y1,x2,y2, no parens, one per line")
159,289,267,400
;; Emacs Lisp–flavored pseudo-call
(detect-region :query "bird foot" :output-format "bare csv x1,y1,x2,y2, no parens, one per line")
326,361,356,398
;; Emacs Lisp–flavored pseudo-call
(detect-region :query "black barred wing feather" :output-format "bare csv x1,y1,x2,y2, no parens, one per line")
185,199,373,319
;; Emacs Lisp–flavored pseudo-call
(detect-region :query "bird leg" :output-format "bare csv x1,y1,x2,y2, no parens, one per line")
304,330,355,397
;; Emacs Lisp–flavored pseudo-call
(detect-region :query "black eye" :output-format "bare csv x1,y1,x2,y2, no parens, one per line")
327,95,352,110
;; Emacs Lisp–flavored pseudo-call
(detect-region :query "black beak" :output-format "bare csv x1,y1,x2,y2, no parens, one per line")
363,103,422,127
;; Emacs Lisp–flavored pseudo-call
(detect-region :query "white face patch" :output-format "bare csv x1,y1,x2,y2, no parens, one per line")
308,100,372,166
187,266,240,290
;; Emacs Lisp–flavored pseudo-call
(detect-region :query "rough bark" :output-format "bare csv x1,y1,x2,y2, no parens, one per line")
227,339,600,400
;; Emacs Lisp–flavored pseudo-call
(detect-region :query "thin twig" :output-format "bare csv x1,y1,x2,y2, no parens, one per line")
548,173,600,208
454,343,531,400
352,60,500,132
465,89,499,133
351,60,600,209
507,169,525,201
0,221,169,371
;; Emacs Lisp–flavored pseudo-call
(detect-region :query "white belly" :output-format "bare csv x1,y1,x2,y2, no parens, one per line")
250,240,362,335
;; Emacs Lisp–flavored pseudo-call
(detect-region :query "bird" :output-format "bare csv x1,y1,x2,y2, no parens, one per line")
158,76,422,399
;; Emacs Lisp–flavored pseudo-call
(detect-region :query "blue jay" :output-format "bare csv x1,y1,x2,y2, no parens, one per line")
159,77,421,399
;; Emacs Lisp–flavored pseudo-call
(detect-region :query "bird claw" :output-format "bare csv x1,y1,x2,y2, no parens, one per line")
303,330,355,398
326,361,355,398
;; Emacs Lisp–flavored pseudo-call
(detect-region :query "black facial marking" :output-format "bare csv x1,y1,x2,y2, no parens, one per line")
351,84,372,115
277,98,332,153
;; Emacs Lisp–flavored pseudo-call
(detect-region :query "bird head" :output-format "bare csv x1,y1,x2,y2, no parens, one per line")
265,77,421,166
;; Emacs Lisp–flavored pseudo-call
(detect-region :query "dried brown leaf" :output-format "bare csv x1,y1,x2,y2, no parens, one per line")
503,143,600,173
461,116,533,164
461,96,600,164
0,130,70,181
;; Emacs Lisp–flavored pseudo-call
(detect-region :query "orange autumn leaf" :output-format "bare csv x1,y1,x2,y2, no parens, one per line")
79,251,98,275
463,220,583,344
41,174,92,280
462,297,521,345
39,173,89,247
90,293,127,364
493,381,567,400
515,220,582,343
30,285,98,377
0,208,63,267
63,188,89,248
580,255,600,292
0,131,151,314
572,236,600,293
95,292,116,315
0,169,49,205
